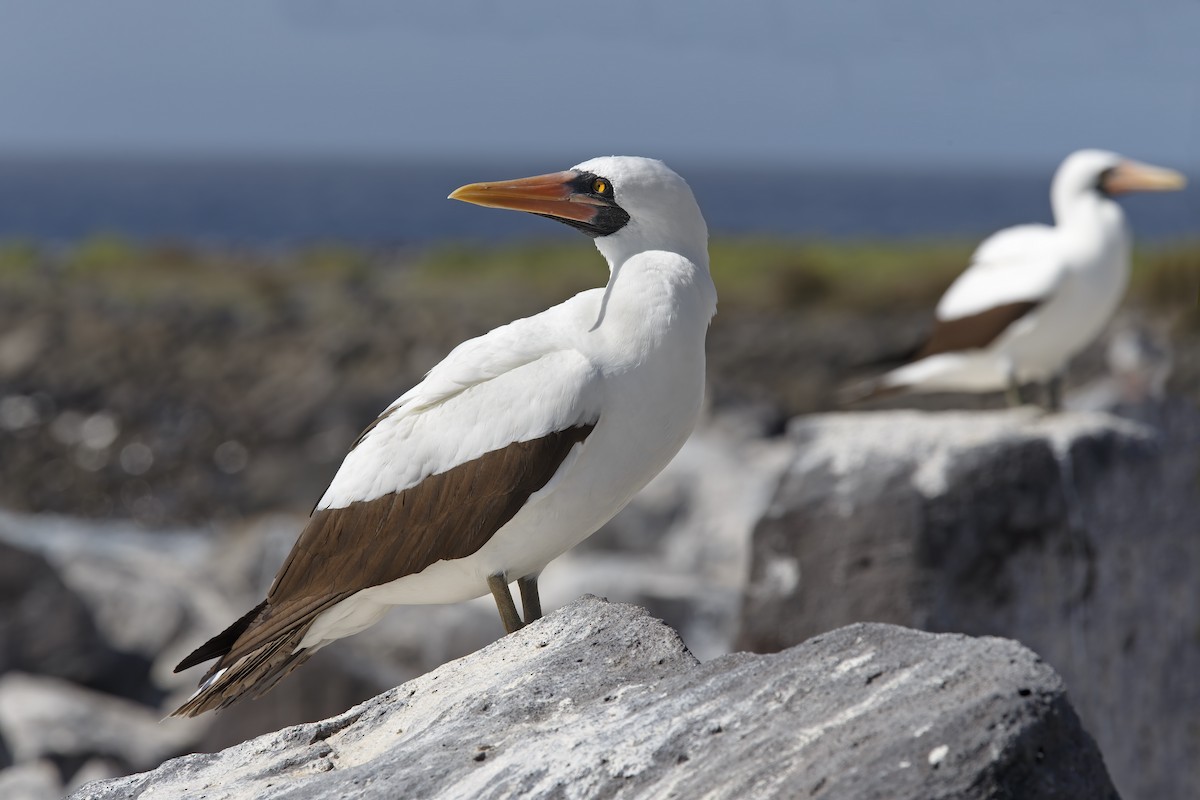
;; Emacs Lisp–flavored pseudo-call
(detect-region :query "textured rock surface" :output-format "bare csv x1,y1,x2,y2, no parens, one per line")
739,404,1200,800
72,597,1117,800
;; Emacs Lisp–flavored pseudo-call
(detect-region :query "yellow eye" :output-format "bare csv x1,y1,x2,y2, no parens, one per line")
592,179,607,194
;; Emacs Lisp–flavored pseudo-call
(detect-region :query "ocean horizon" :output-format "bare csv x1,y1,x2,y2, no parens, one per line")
0,156,1194,248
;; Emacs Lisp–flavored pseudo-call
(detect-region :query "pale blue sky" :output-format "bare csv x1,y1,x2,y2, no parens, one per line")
0,0,1196,168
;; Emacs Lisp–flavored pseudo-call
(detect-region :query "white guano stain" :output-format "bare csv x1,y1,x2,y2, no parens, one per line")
832,650,875,676
792,666,917,748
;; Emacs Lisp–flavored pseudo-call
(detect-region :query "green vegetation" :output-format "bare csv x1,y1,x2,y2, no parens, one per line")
295,243,373,283
707,238,974,310
413,236,1199,315
3,233,387,313
1131,240,1200,322
5,233,1196,320
409,237,979,311
411,240,600,300
66,233,141,276
0,238,42,284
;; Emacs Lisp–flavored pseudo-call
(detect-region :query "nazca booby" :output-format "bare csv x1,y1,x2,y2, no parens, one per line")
172,156,716,716
852,149,1185,408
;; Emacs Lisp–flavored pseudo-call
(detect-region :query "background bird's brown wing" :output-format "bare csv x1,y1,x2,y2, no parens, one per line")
916,301,1041,359
181,423,594,670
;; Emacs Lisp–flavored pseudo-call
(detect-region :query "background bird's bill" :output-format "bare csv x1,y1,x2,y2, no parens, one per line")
449,171,605,223
1102,160,1187,194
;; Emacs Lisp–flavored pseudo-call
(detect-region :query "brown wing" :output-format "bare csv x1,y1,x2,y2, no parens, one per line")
916,301,1041,359
172,423,595,716
226,423,594,664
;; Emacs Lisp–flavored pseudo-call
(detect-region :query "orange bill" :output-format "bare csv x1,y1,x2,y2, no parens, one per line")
1102,160,1187,194
449,171,606,223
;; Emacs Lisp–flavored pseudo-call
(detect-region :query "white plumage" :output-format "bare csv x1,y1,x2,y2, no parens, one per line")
934,225,1062,321
870,149,1185,404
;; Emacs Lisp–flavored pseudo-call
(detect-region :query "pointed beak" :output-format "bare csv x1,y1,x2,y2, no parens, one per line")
448,170,606,225
1102,160,1187,194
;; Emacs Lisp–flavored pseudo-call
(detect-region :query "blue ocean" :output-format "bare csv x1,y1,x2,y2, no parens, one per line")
0,157,1194,247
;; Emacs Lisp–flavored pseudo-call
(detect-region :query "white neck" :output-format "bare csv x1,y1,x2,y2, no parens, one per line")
1052,185,1125,234
593,214,710,277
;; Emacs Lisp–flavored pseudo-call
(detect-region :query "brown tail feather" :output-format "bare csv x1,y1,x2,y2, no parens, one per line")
170,625,314,717
175,600,267,673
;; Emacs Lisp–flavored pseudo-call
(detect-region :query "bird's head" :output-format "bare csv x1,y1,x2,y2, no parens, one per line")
1054,149,1186,206
450,156,708,269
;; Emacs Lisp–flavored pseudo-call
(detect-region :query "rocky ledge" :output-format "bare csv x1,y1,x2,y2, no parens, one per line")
71,596,1116,800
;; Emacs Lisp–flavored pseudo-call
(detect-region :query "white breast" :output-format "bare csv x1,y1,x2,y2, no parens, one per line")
348,250,715,610
999,208,1130,381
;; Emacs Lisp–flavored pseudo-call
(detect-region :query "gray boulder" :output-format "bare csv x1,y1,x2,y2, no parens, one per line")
0,539,120,689
739,405,1200,800
0,673,198,775
0,511,224,674
0,511,400,752
72,597,1117,800
0,760,61,800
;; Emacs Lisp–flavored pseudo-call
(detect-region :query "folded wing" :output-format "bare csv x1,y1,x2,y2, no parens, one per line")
172,322,602,715
920,224,1064,355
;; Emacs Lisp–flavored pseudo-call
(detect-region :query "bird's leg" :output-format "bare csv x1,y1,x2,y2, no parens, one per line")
487,574,524,634
517,574,542,624
1042,373,1064,412
1004,369,1023,408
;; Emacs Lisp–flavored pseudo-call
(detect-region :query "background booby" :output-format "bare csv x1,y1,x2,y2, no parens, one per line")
847,149,1186,408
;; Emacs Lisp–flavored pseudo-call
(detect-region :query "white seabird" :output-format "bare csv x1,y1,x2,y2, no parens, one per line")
852,149,1185,408
172,156,716,716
